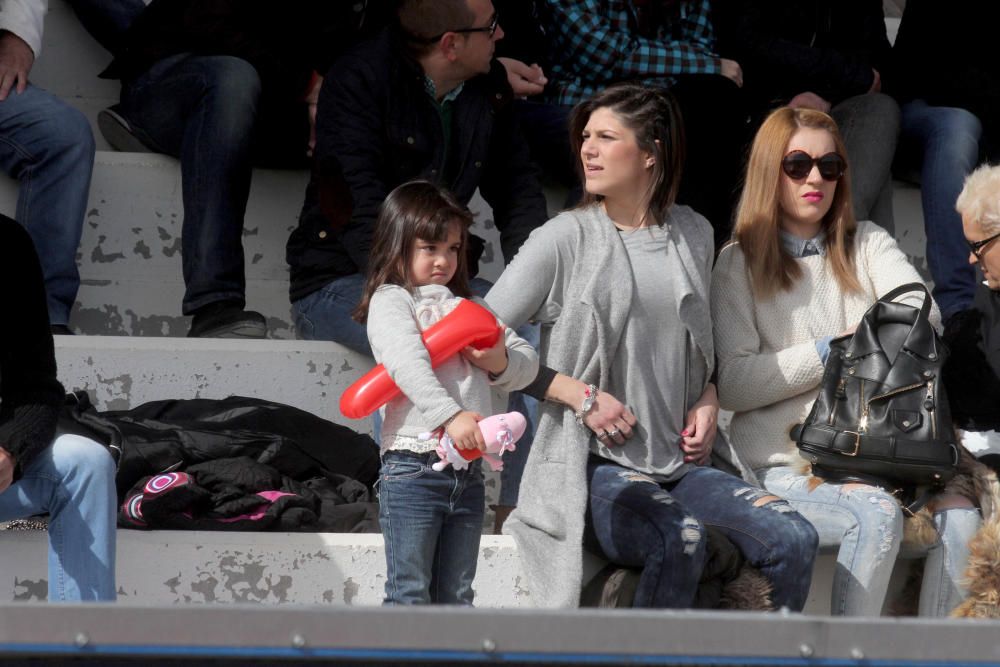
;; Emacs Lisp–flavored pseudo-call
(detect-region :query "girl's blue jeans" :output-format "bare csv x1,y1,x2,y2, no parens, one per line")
582,458,818,610
378,450,485,605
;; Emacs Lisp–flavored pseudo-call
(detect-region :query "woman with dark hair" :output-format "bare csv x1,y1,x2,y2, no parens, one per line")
486,83,818,609
712,106,979,616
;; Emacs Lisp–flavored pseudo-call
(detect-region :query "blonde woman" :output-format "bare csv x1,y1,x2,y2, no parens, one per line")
712,107,980,616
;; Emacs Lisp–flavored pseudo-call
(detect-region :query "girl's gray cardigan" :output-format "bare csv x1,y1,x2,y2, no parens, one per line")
487,204,747,608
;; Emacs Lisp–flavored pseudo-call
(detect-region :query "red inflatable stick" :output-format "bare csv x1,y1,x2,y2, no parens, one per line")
339,299,502,419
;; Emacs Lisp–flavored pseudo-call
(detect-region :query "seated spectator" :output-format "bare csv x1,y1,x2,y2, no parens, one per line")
713,0,899,233
890,0,1000,322
712,107,978,617
67,0,360,338
487,83,818,609
0,214,116,601
286,0,547,354
0,0,95,335
945,165,1000,442
534,0,749,246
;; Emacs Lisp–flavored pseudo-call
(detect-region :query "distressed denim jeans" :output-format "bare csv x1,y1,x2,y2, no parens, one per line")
378,450,485,605
757,466,980,617
583,459,818,610
915,507,981,617
0,435,117,601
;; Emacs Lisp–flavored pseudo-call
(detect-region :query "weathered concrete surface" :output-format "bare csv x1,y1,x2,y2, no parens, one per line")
0,532,530,608
0,153,507,338
55,335,374,430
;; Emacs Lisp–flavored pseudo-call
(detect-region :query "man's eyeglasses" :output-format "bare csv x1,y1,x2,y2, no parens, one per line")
423,12,499,43
781,151,847,181
967,230,1000,260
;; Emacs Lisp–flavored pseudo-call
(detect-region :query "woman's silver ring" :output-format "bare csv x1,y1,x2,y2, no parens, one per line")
597,431,609,439
607,429,620,438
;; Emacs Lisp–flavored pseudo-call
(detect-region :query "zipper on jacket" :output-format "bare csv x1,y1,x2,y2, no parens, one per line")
925,382,937,439
858,379,867,432
828,377,847,425
860,381,931,436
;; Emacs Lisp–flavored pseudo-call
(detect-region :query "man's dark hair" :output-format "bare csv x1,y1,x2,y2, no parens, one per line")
398,0,476,56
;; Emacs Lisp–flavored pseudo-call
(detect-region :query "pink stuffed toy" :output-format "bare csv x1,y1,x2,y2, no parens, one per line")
423,412,527,472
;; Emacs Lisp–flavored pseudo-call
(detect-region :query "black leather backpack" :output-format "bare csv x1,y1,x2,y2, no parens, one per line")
793,283,959,496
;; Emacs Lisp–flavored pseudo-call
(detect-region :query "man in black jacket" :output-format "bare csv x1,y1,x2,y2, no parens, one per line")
285,0,548,353
0,214,116,601
713,0,900,232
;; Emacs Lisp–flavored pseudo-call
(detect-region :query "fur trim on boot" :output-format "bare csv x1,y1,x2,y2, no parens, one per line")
718,564,773,611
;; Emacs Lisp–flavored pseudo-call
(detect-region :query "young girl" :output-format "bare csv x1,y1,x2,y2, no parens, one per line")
354,180,538,606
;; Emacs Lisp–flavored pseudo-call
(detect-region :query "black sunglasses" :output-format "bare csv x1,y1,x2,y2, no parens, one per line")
781,151,847,181
423,12,500,43
967,230,1000,259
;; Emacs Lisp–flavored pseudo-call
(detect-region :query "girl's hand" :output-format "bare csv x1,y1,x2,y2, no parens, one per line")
584,390,637,447
681,384,719,465
461,327,509,376
445,411,486,451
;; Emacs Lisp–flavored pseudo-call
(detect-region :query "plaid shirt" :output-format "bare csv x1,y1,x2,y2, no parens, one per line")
542,0,722,106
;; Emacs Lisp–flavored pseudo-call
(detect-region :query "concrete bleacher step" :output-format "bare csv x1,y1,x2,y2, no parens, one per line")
0,531,528,607
53,335,374,429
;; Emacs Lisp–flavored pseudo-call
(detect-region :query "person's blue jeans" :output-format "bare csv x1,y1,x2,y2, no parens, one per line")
0,85,94,326
117,53,265,315
758,466,902,616
898,99,982,319
758,465,980,617
293,273,372,354
378,450,485,605
919,507,981,617
0,434,117,601
584,459,818,610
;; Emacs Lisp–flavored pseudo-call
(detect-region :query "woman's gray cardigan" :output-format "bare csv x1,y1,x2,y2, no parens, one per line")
486,204,747,608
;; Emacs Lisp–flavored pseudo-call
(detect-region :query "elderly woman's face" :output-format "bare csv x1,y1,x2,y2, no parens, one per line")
963,214,1000,290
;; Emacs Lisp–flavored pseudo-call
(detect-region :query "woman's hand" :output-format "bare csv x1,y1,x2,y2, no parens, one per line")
838,323,858,337
584,390,637,447
681,384,719,465
445,411,486,451
461,327,509,376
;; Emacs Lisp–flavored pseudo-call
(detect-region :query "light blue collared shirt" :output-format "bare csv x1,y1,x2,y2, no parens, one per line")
779,228,827,258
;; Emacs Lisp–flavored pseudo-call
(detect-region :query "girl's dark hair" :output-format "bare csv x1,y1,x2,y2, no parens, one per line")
353,180,474,323
569,83,686,226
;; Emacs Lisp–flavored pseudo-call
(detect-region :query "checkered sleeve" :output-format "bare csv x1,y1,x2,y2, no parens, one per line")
547,0,721,83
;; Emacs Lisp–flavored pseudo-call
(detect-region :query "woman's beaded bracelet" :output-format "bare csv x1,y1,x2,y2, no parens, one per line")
575,384,599,425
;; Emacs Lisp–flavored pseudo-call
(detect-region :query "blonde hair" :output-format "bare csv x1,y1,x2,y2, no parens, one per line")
956,164,1000,236
733,107,861,299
